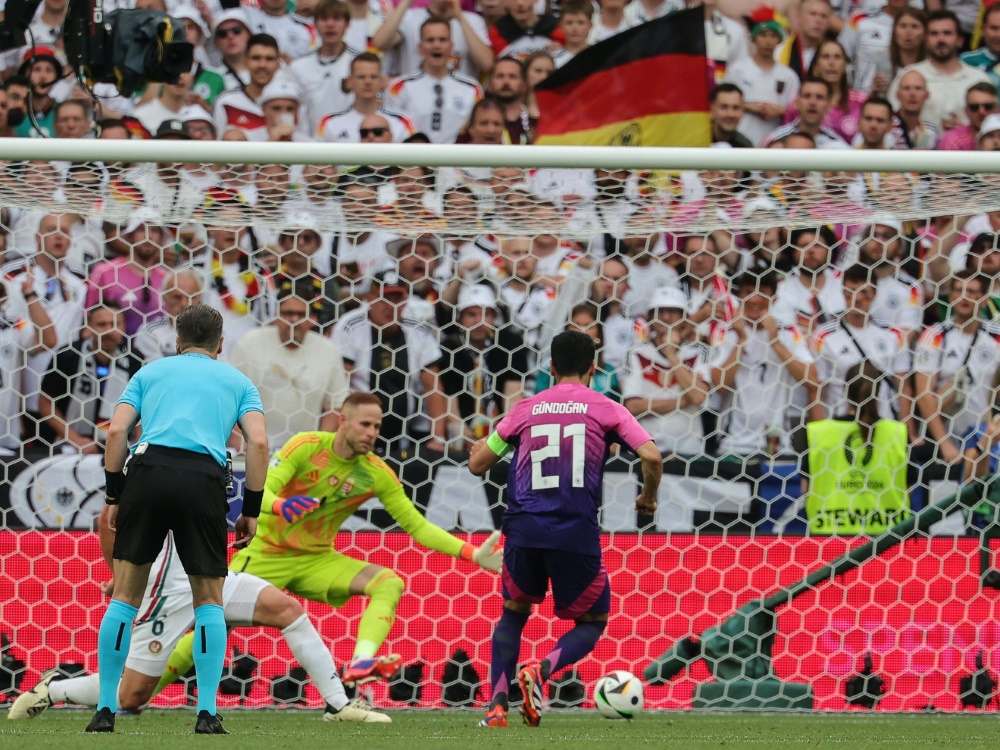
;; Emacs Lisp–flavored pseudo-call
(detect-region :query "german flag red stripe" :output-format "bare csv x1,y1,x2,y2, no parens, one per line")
535,8,710,147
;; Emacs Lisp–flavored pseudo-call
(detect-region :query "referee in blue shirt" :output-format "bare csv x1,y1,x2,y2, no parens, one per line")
87,304,269,735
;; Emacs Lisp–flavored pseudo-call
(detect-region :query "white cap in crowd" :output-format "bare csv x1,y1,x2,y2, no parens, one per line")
457,284,499,313
212,8,251,34
259,79,302,106
979,113,1000,142
869,213,902,234
648,286,688,314
172,4,209,37
386,235,444,258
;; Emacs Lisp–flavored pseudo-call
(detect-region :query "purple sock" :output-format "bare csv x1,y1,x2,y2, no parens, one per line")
490,608,529,708
544,620,607,676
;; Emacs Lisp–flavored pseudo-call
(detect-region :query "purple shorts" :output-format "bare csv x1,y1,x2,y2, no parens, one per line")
501,544,610,620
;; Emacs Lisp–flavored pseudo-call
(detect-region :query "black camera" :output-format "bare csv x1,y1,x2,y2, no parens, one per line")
63,0,194,97
0,0,193,98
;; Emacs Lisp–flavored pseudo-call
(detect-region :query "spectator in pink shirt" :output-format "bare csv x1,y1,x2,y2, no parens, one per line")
938,81,999,150
87,210,170,335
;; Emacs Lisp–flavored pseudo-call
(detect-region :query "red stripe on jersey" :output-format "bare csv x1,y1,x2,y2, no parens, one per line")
223,105,266,131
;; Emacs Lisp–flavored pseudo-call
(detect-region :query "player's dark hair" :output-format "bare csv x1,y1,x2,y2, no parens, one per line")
550,330,595,379
926,9,961,34
842,263,873,287
800,75,831,97
861,96,893,119
246,33,280,54
314,0,350,21
560,0,594,19
351,51,383,74
420,15,451,38
711,82,743,103
87,300,123,320
177,304,223,351
343,391,383,411
951,268,989,296
846,360,882,446
733,270,779,297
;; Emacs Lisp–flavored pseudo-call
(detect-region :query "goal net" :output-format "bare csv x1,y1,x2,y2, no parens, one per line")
3,141,1000,713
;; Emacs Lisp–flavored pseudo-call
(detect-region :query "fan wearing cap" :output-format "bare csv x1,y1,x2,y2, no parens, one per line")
317,52,414,143
722,8,800,146
231,279,350,448
87,210,171,336
621,287,710,458
209,8,253,90
331,269,448,454
290,0,359,135
13,46,65,138
259,78,310,142
170,4,227,107
438,282,528,449
213,33,285,141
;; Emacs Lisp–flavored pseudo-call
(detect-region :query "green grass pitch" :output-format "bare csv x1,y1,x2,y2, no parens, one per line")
2,709,999,749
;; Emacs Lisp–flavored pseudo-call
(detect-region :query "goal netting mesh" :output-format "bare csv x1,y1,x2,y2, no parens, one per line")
4,142,1000,713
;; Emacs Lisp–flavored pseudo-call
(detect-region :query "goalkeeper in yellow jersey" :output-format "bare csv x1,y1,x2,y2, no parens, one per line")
155,391,502,693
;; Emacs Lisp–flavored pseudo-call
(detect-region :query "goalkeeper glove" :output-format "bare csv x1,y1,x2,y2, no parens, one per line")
272,495,321,522
468,530,503,573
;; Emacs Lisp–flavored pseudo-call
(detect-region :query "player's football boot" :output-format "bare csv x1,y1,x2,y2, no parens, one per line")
7,669,59,720
518,664,544,727
476,704,508,727
342,654,402,686
194,710,228,734
323,699,392,723
84,707,115,733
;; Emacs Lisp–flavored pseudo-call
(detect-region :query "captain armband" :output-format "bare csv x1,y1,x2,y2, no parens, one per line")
487,432,511,458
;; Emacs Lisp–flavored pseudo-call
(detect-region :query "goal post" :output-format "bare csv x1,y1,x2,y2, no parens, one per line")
3,140,1000,713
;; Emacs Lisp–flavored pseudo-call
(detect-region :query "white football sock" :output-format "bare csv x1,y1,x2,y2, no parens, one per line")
282,614,349,710
49,673,101,707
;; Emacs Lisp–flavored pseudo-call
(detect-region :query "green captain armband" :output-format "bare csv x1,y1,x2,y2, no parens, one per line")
487,431,511,457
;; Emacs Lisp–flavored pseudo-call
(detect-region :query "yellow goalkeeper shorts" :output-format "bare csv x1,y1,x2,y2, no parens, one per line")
230,547,370,608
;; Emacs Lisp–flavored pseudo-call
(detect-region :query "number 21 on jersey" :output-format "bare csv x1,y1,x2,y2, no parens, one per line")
530,423,586,490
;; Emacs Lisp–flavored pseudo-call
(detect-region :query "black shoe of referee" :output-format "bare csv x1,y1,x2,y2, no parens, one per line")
195,710,228,734
85,707,115,733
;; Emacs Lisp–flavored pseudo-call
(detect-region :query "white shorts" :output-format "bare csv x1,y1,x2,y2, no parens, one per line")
125,571,270,677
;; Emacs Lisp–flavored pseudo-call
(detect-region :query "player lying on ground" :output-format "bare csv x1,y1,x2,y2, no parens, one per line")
469,331,663,728
8,517,389,724
151,391,502,696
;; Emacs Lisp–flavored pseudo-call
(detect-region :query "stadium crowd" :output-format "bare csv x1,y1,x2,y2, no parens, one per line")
2,0,1000,533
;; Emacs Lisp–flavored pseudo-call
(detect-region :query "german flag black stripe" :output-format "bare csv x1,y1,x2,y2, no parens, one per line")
535,8,711,147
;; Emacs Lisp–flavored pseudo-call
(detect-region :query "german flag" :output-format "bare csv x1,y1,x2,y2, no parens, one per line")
535,8,710,147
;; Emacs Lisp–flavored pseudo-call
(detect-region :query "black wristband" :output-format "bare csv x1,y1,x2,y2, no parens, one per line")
242,488,264,518
105,469,126,500
23,291,38,301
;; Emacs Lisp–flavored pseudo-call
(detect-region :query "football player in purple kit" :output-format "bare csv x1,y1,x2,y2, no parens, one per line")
468,330,663,728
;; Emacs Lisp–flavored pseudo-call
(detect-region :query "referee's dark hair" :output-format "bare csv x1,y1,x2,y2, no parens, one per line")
550,331,595,378
177,304,224,352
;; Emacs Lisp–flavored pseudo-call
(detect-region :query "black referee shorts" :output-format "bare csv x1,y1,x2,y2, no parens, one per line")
113,445,229,577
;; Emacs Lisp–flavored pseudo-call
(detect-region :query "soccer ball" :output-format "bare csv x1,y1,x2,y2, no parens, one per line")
593,670,644,719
